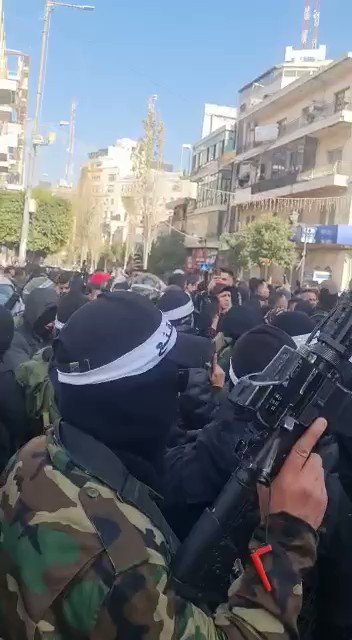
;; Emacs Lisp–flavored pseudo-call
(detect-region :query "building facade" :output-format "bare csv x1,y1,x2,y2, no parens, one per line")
0,2,30,189
187,104,237,255
229,47,352,288
78,138,197,265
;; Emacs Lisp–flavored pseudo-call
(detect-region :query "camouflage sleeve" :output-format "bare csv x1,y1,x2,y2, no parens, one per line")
216,513,317,640
91,513,316,640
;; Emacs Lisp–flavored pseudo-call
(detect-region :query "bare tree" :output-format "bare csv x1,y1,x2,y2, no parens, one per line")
132,95,165,269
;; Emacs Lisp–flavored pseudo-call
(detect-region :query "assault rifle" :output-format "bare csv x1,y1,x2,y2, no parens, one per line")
173,292,352,608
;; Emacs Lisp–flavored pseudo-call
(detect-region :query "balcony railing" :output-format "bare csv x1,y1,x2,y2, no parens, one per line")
251,171,299,194
237,100,352,155
249,161,352,195
278,100,352,138
196,186,229,209
297,161,352,181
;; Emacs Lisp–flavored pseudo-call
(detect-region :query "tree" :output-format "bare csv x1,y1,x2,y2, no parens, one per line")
28,188,73,257
220,231,250,276
245,214,297,277
148,232,186,277
132,96,165,269
97,240,126,271
0,191,23,249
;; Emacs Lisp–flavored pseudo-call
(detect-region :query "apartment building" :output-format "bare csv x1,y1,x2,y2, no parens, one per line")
79,138,196,261
0,2,29,189
82,138,138,245
230,47,352,288
187,104,237,256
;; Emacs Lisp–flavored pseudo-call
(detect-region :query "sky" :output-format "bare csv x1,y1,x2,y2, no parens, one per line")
6,0,352,184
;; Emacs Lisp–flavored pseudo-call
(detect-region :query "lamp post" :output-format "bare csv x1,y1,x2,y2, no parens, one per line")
180,143,192,175
19,0,94,263
60,99,77,187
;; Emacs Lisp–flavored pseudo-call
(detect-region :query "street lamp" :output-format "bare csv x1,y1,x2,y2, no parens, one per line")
60,99,77,187
180,143,192,175
19,0,95,263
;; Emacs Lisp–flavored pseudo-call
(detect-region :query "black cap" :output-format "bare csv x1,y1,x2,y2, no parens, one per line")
231,324,296,379
272,311,314,337
55,291,213,386
157,286,194,322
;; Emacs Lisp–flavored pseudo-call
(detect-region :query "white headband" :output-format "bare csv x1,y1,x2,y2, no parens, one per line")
229,359,238,386
57,315,177,386
293,334,311,348
55,317,65,331
163,298,194,322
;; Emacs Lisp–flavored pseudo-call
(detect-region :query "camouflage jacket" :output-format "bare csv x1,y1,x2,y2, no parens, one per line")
0,423,317,640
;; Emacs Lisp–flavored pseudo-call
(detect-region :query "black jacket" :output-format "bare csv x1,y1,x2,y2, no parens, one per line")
178,368,223,432
4,287,58,373
163,398,260,539
0,361,28,471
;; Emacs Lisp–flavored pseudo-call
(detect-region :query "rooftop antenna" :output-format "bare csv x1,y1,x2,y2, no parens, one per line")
311,0,321,48
301,0,311,48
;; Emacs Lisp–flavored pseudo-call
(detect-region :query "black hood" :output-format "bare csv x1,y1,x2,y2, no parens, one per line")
231,324,296,379
0,307,14,359
24,287,59,329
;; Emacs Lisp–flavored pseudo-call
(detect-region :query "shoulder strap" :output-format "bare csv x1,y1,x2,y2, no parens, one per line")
57,422,179,558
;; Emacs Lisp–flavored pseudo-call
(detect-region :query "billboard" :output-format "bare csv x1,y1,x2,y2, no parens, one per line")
296,225,352,247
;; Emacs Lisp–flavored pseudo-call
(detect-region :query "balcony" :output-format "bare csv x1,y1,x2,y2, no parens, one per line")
0,105,13,123
191,159,219,181
233,162,350,205
0,78,16,106
277,100,352,140
195,186,229,211
236,100,352,161
252,171,299,194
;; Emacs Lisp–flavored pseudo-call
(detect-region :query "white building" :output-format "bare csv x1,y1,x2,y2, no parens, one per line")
84,138,138,244
79,138,196,261
0,2,29,189
188,104,237,250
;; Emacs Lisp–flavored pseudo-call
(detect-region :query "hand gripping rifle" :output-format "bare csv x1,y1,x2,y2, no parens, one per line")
172,292,352,609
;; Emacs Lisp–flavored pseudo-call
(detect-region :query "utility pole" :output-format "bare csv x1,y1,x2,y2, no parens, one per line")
65,99,77,186
19,1,51,263
18,1,94,264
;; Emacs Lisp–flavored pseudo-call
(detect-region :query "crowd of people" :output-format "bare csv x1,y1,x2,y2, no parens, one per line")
0,261,350,639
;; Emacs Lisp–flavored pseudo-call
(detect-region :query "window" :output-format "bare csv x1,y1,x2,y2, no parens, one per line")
220,139,225,156
108,174,116,182
206,147,210,163
327,148,343,165
277,118,287,136
110,198,114,204
301,106,310,121
328,204,336,225
319,206,327,225
108,186,114,193
334,88,349,112
192,155,196,170
213,143,217,159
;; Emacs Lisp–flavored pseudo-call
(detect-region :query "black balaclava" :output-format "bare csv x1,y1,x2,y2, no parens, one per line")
231,324,296,380
57,359,178,490
272,310,314,337
0,307,14,360
157,286,194,331
221,305,262,341
55,292,181,490
56,290,88,331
